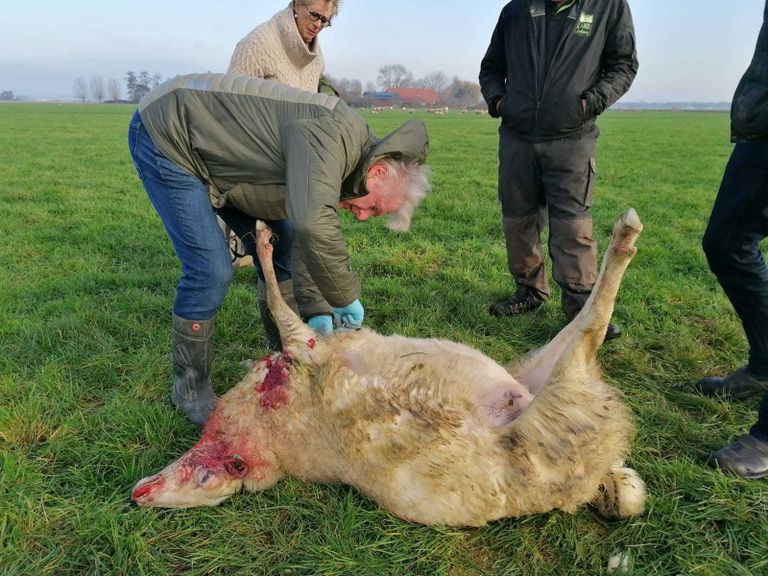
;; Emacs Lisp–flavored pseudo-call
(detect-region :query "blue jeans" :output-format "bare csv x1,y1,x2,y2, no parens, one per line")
128,110,233,319
703,140,768,440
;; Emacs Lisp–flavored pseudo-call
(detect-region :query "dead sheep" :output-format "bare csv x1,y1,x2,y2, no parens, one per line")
132,209,646,526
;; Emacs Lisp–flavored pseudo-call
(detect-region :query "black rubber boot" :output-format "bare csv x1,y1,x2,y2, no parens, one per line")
258,279,299,352
696,367,768,400
604,322,623,341
565,307,622,342
171,314,218,425
259,300,283,352
707,434,768,479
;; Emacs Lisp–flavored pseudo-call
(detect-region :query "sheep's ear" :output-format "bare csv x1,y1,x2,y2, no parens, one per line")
224,454,249,478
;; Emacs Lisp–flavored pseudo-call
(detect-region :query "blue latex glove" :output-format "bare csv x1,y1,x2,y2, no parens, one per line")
307,314,333,335
331,299,365,330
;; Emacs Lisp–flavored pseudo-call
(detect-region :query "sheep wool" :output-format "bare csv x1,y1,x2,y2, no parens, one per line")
132,211,649,527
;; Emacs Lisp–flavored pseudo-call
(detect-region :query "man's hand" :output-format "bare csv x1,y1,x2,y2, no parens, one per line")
307,314,333,335
332,299,365,329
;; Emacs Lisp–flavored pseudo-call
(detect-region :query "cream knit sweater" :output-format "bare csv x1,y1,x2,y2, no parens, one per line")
227,4,325,93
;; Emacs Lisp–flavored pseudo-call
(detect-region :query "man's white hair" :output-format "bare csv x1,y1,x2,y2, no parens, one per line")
376,157,432,232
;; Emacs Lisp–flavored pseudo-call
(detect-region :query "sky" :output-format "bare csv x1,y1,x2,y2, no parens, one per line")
1,0,764,102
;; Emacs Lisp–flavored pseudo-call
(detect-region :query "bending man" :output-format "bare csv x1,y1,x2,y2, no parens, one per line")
128,73,430,424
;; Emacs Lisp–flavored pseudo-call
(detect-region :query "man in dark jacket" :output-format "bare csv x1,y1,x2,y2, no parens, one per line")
128,73,430,425
479,0,638,339
696,1,768,479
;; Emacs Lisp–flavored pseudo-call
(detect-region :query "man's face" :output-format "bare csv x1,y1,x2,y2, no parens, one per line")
339,166,405,221
339,194,384,221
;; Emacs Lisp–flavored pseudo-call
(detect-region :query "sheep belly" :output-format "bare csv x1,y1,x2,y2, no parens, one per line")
273,335,537,525
324,333,535,427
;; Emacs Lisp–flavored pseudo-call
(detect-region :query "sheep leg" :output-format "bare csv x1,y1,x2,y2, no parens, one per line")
255,220,322,361
590,466,646,519
510,209,643,391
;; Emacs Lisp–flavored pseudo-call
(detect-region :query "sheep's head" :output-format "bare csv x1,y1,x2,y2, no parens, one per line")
132,413,274,508
131,447,250,508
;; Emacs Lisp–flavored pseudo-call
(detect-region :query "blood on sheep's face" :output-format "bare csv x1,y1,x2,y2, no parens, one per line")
132,432,251,508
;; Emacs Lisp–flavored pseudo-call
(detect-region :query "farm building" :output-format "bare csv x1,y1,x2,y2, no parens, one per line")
385,87,440,107
362,91,399,108
363,88,441,108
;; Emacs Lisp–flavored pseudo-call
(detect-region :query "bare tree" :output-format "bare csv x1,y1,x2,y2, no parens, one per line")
364,80,377,94
444,77,483,109
339,78,363,105
125,71,162,103
73,76,88,102
377,64,413,90
90,75,105,102
107,78,122,102
322,74,365,106
418,71,449,96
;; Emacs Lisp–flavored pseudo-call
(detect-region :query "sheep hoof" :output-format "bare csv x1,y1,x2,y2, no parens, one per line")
591,467,646,519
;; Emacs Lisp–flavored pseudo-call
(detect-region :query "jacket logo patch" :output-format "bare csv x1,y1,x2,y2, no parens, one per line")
574,13,594,37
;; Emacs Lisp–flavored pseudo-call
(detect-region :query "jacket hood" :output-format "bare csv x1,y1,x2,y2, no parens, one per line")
367,119,429,165
341,119,429,200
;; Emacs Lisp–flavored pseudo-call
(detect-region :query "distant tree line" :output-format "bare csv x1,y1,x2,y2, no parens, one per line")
328,64,482,109
71,71,162,103
66,63,482,108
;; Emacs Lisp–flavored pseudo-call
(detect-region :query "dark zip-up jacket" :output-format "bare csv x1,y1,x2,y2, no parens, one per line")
731,0,768,142
479,0,638,141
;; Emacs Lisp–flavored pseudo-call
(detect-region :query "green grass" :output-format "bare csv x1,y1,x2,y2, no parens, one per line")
1,103,767,575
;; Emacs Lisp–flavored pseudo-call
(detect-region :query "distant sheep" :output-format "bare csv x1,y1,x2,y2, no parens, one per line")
132,210,646,526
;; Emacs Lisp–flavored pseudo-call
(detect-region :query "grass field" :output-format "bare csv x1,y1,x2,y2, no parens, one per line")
1,102,767,575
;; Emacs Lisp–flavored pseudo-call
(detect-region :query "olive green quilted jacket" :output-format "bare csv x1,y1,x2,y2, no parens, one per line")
138,73,428,317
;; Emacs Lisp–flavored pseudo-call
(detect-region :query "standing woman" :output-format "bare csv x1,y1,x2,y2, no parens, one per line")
219,0,342,348
228,0,340,92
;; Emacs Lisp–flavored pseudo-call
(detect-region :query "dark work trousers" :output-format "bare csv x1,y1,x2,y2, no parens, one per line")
498,125,598,319
703,140,768,441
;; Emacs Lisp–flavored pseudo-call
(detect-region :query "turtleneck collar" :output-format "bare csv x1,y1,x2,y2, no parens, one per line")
273,4,321,68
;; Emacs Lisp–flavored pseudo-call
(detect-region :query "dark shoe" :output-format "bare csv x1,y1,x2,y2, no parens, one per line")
565,308,621,342
707,435,768,479
489,287,545,317
696,367,768,400
172,314,218,425
605,322,622,341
